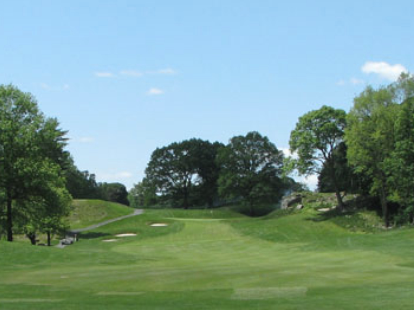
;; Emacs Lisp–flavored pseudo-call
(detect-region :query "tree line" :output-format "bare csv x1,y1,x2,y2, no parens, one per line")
131,73,414,226
128,132,304,215
289,73,414,226
1,73,414,244
0,85,129,244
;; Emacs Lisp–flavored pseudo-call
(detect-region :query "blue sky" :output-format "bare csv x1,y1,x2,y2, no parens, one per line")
1,0,413,189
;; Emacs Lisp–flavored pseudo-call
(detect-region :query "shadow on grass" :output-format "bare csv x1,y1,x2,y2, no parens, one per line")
306,195,383,223
77,232,111,239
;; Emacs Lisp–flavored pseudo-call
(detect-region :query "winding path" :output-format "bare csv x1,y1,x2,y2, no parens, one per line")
57,209,144,248
69,209,144,233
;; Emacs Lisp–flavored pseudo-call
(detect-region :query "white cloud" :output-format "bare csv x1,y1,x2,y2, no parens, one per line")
146,68,177,75
350,78,364,85
298,174,318,190
99,171,133,180
156,68,176,75
40,83,71,90
147,88,164,95
362,61,408,81
280,147,298,159
95,72,115,78
336,78,365,86
40,83,51,89
120,70,143,77
78,137,94,143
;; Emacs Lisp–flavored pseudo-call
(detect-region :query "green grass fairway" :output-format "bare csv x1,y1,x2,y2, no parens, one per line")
1,208,414,309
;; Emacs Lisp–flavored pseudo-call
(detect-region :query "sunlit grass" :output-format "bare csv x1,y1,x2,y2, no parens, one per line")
1,207,414,309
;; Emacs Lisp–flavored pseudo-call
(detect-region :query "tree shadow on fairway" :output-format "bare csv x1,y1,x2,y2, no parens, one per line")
307,195,382,223
307,208,350,222
78,232,111,239
304,196,387,233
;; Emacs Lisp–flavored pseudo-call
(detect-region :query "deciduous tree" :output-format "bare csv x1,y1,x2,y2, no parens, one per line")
144,139,221,208
289,106,347,210
345,86,400,226
0,85,70,241
217,132,284,216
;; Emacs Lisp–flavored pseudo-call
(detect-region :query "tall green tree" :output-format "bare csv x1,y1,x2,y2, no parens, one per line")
289,106,347,210
385,97,414,223
217,131,284,216
345,85,400,226
128,178,159,208
0,85,70,241
317,142,371,195
144,139,221,209
99,182,129,205
65,158,100,199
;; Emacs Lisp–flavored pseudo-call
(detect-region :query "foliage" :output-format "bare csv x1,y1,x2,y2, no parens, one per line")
99,182,129,206
128,179,158,208
0,84,71,241
317,142,372,194
385,97,414,223
65,158,101,199
289,105,347,209
217,131,284,216
144,139,222,208
345,77,412,226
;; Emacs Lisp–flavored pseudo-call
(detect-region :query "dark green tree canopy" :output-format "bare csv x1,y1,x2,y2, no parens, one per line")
99,182,129,206
217,131,284,215
144,138,222,208
385,97,414,222
65,157,101,199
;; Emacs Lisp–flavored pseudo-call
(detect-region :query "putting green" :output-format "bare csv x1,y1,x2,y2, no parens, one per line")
1,209,414,309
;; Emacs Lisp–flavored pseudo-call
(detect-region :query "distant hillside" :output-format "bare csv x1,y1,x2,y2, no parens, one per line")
68,199,133,229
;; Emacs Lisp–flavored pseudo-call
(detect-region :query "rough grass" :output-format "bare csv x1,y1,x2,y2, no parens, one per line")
1,207,414,309
68,199,133,229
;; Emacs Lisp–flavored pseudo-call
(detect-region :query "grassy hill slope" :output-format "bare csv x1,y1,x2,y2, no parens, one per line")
68,199,133,229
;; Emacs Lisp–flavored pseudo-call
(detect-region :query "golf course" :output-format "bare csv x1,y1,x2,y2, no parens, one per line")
1,200,414,309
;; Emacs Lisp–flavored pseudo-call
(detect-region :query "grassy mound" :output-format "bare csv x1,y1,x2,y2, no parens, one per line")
68,199,133,229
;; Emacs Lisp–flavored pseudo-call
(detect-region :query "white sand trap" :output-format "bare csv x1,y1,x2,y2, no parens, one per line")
150,223,168,227
115,233,137,237
318,208,332,212
102,239,118,242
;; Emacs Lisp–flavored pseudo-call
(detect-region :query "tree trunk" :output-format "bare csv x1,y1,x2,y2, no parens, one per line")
380,187,389,227
249,200,255,217
183,186,189,209
329,164,344,211
26,232,37,245
47,231,51,246
6,195,13,242
334,189,344,212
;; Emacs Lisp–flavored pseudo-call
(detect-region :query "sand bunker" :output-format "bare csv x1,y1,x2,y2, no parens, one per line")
318,208,332,212
150,223,168,227
115,233,137,237
102,239,118,242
